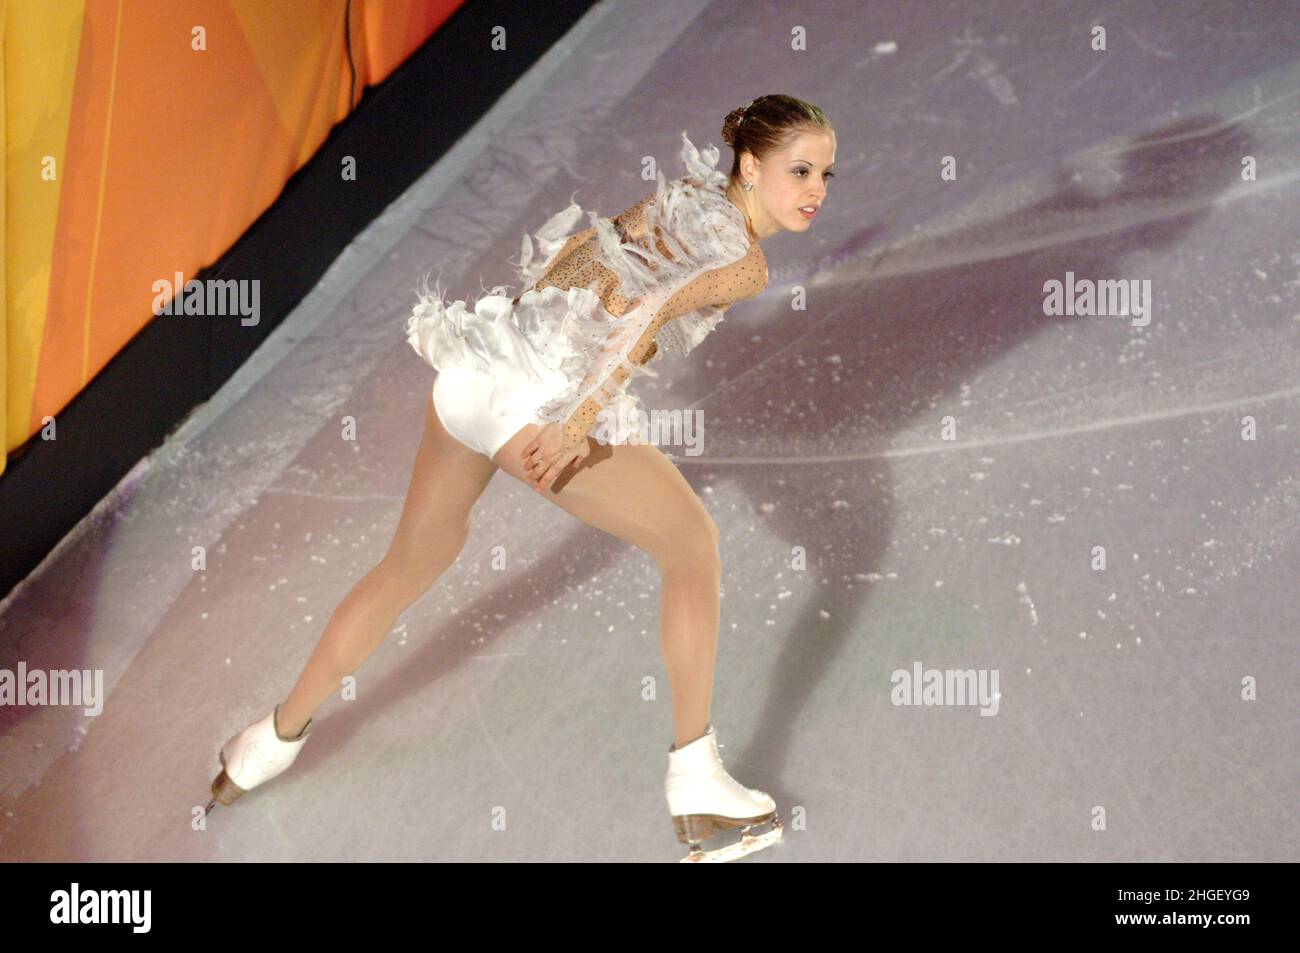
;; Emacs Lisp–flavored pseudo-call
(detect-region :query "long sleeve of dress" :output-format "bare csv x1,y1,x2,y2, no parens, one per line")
556,237,767,449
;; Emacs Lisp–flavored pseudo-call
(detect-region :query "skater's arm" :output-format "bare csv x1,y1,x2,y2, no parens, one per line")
558,244,767,450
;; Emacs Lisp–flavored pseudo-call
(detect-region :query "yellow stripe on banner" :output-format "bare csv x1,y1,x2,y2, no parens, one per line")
2,0,87,472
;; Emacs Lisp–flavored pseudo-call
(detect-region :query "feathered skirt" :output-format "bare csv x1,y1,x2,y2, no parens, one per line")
410,284,575,460
408,275,662,459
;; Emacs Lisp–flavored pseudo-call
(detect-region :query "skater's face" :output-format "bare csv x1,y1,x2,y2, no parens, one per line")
748,129,835,236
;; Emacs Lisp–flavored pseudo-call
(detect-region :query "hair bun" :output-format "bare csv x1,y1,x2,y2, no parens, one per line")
721,106,748,147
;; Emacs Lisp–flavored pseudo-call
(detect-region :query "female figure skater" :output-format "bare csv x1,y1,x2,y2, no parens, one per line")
209,95,835,862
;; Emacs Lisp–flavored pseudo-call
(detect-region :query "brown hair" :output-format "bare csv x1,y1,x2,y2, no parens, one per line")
721,94,833,181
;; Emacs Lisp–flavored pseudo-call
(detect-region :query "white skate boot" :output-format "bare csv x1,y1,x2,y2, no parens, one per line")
206,704,311,814
665,723,784,862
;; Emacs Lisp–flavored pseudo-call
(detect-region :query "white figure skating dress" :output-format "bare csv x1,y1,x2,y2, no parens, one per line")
406,132,768,460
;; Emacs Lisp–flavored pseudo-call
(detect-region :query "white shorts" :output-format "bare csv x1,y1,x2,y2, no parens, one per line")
432,365,551,462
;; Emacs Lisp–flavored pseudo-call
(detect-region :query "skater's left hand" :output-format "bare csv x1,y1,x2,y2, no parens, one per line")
523,423,590,492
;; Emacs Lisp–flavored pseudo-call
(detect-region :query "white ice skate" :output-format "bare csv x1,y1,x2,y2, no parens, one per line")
206,704,311,814
665,723,784,862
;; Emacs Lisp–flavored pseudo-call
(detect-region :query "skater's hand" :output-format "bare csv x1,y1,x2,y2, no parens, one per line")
522,423,590,492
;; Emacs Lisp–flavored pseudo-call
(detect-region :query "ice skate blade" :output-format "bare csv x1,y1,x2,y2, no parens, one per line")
678,816,784,863
209,750,247,808
672,808,777,844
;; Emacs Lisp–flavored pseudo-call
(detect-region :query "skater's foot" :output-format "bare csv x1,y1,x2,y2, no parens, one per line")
210,706,313,808
665,724,783,862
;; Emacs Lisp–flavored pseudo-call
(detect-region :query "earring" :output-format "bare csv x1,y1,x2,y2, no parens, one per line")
742,181,754,191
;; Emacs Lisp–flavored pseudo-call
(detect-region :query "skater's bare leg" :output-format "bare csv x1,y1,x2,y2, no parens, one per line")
275,393,497,737
492,430,720,749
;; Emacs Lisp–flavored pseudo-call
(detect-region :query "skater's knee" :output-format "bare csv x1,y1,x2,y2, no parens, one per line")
381,522,470,595
651,507,719,574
